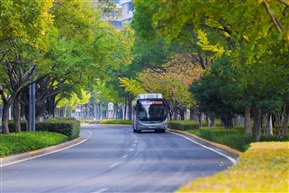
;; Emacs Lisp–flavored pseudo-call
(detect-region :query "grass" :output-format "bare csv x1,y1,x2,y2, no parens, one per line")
0,131,68,157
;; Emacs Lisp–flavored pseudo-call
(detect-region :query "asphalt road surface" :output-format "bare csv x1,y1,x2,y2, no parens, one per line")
1,125,234,193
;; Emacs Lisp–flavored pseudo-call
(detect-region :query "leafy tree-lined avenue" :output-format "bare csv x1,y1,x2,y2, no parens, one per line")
1,1,289,144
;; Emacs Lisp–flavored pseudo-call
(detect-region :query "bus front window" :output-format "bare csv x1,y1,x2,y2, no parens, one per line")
137,99,167,121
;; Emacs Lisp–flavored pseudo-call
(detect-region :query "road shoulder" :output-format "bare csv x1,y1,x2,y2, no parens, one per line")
169,129,242,164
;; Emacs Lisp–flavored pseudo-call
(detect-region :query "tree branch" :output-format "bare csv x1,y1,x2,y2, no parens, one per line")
264,0,283,33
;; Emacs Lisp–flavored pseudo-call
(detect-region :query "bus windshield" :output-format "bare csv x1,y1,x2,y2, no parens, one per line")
136,99,168,121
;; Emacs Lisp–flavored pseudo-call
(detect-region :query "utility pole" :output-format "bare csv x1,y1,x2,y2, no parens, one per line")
28,83,35,131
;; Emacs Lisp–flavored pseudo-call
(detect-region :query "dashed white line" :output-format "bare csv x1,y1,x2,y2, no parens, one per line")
91,188,109,193
121,154,128,159
110,162,120,168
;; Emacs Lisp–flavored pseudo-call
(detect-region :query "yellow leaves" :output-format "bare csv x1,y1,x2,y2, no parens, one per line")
137,53,202,106
57,89,91,108
177,142,289,193
243,35,249,42
118,77,146,95
196,29,225,59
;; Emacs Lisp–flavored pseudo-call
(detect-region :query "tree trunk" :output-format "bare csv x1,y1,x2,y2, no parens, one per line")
128,98,133,120
264,114,273,136
189,107,194,120
205,114,210,127
113,102,118,120
233,114,239,127
210,113,216,127
239,115,244,126
198,113,202,127
244,106,252,133
179,107,186,120
13,93,21,133
1,102,10,134
252,106,262,142
282,113,289,136
93,103,97,119
36,97,46,122
221,116,233,129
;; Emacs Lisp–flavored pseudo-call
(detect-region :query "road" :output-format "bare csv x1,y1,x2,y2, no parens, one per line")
1,125,234,193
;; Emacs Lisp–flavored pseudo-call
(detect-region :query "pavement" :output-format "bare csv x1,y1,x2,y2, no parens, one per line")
0,127,241,167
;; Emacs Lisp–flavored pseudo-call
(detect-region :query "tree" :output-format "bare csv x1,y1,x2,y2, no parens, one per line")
133,0,289,141
137,54,202,120
32,0,118,121
0,0,54,134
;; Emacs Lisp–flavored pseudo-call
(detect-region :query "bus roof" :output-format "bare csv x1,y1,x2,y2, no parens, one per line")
137,93,163,99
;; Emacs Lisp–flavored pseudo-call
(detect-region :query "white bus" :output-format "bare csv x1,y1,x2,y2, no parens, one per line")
132,93,169,133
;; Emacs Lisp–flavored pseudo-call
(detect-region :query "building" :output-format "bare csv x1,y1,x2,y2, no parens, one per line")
107,0,133,28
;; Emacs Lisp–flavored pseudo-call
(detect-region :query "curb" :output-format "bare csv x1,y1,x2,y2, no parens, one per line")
168,129,242,162
0,137,86,167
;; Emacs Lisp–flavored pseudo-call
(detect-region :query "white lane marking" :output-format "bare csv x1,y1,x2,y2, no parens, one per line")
121,155,128,159
110,162,120,168
170,132,238,165
133,144,137,147
91,188,109,193
134,140,138,143
129,148,134,151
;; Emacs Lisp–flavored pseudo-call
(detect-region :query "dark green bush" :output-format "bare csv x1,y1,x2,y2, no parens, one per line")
39,118,80,139
199,128,216,141
8,121,27,132
168,120,200,131
0,131,68,157
260,134,289,142
215,133,253,152
199,127,240,141
8,117,80,140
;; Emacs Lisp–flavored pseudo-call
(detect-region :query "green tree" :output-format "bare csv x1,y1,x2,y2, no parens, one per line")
0,0,54,134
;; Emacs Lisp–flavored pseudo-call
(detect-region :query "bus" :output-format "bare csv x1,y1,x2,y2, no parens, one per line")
132,93,169,133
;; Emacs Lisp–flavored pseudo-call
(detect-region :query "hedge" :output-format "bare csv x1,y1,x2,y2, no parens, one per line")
199,127,240,140
168,120,200,131
99,119,132,124
177,142,289,192
8,117,80,140
0,131,68,157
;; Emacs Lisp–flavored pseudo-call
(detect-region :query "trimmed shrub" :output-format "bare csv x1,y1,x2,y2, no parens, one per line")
199,127,240,141
99,119,132,125
215,133,253,152
0,131,68,157
8,121,27,132
8,118,80,140
38,118,80,139
168,120,200,131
